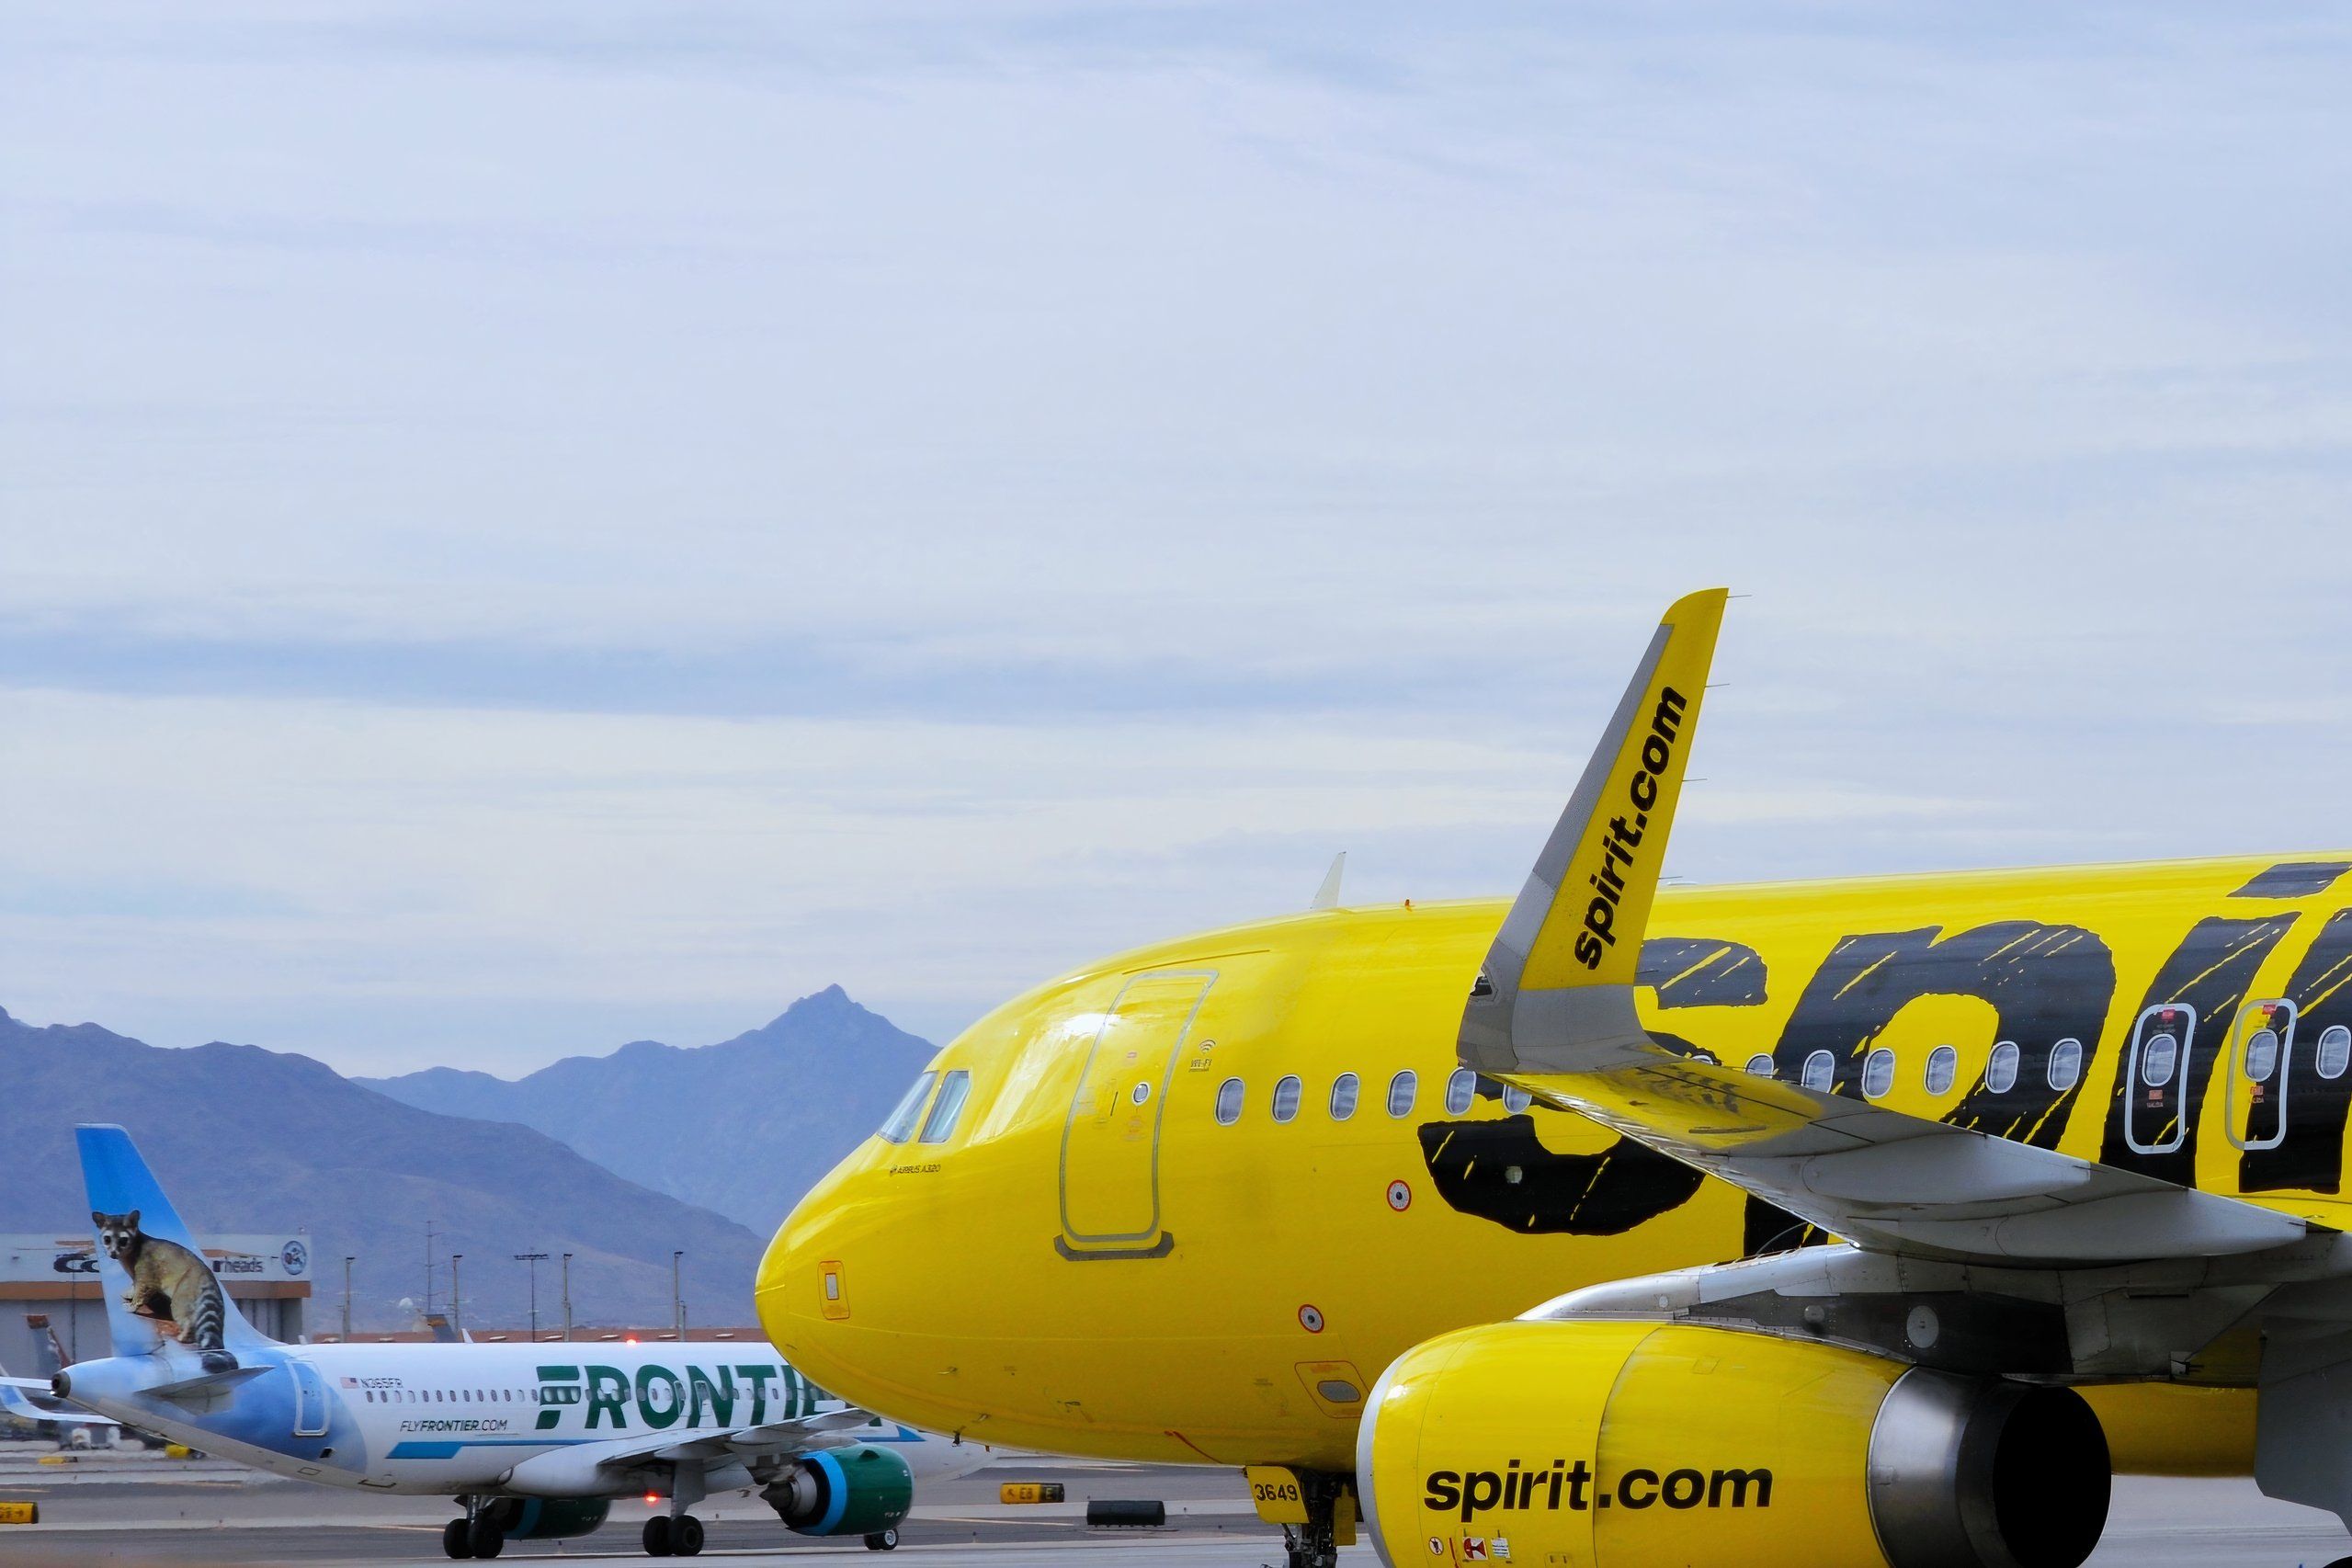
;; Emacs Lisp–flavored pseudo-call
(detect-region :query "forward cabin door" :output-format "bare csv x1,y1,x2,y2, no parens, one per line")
1057,971,1214,1259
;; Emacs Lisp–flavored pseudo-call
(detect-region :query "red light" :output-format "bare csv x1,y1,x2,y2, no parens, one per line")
644,1494,659,1506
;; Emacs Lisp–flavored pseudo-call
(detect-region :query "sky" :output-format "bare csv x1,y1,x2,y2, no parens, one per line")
5,2,2352,1075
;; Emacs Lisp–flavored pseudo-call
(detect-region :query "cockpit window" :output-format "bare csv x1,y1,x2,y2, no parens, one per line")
878,1071,937,1143
918,1069,971,1143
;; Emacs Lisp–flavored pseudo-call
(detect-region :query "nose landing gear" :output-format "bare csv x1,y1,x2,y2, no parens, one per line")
1279,1472,1347,1568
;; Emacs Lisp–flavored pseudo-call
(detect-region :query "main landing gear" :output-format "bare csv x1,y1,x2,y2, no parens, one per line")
642,1512,706,1556
441,1499,504,1559
864,1526,900,1550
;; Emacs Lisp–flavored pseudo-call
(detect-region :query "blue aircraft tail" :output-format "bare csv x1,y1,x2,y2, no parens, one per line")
74,1124,274,1365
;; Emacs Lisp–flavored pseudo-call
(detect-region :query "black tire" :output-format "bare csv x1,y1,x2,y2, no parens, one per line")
442,1518,474,1560
865,1527,900,1551
675,1515,704,1556
470,1522,505,1561
642,1515,674,1556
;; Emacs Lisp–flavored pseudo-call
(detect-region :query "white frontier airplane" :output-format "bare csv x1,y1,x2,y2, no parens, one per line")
30,1125,986,1559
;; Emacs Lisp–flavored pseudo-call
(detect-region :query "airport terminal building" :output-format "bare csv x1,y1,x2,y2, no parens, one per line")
0,1231,312,1373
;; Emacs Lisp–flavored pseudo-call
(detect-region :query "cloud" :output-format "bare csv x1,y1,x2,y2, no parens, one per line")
3,2,2350,1068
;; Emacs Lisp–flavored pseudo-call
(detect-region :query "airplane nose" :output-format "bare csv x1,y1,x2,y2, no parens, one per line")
756,1153,891,1408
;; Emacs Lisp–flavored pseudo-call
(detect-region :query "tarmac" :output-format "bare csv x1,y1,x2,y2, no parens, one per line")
0,1443,2346,1566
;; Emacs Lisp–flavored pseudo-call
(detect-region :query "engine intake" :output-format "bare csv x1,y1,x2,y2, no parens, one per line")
760,1442,914,1538
1358,1320,2108,1568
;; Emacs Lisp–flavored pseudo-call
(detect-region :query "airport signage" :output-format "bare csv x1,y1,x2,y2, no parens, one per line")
0,1233,312,1285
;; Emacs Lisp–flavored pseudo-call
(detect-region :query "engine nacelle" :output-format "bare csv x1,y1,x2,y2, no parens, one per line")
760,1443,914,1538
1358,1320,2108,1568
480,1498,610,1540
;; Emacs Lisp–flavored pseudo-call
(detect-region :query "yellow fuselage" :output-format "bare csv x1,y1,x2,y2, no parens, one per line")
759,854,2350,1474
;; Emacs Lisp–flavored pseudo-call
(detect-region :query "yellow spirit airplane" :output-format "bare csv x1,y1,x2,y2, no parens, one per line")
760,589,2352,1568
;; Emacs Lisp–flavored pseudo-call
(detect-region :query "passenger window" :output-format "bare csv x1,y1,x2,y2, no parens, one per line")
1328,1073,1359,1120
1744,1053,1775,1078
1273,1075,1302,1123
1501,1085,1531,1114
2047,1037,2084,1092
2140,1031,2179,1089
878,1071,937,1143
918,1069,972,1143
1923,1045,1958,1096
1444,1067,1475,1115
1801,1050,1835,1093
1986,1041,2019,1095
2244,1028,2280,1084
1862,1049,1895,1099
1387,1070,1418,1117
2321,1026,2352,1081
1214,1077,1244,1125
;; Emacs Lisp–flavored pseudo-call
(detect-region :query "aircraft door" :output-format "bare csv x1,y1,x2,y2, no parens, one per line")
2124,1003,2196,1155
2225,999,2296,1152
290,1358,329,1437
1057,971,1213,1259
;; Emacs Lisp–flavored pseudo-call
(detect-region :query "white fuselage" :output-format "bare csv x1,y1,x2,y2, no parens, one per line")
62,1340,974,1496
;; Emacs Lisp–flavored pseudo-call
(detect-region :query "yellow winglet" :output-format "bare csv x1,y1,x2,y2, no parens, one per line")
1460,587,1727,1076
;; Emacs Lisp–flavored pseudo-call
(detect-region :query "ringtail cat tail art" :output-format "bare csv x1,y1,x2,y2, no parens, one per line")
75,1126,269,1373
92,1210,228,1361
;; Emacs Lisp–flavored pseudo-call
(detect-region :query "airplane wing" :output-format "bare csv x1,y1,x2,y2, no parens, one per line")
503,1404,904,1494
640,1405,888,1463
1459,587,2310,1268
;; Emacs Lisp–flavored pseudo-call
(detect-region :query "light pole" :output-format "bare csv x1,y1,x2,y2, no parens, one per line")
342,1256,355,1342
671,1251,684,1341
450,1254,463,1340
561,1253,573,1342
514,1253,548,1340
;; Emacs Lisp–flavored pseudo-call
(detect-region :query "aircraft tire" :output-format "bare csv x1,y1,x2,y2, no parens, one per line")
675,1515,704,1555
642,1516,674,1556
441,1518,474,1559
864,1528,900,1551
468,1517,506,1560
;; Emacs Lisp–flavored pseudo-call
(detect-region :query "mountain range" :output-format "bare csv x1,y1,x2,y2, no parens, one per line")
0,989,937,1331
358,986,935,1233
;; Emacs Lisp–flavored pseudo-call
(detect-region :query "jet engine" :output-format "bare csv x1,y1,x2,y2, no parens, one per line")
1358,1319,2108,1568
478,1498,609,1540
760,1443,915,1538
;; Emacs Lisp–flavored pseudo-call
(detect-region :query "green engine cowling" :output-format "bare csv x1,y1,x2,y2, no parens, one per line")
761,1443,915,1537
482,1498,611,1540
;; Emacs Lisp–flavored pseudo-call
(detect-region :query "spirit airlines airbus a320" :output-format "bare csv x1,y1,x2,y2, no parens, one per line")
760,589,2352,1568
22,1127,983,1559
